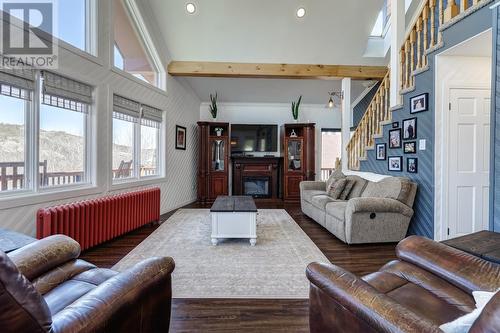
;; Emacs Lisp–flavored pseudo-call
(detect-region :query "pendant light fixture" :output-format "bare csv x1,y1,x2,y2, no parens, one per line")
327,91,343,108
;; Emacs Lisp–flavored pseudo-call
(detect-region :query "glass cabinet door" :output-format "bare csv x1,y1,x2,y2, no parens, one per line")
211,139,225,171
287,139,302,172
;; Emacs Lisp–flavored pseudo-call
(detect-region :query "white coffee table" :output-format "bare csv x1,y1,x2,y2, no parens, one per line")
210,196,257,246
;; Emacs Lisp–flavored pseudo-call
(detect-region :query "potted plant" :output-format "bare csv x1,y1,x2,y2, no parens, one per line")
291,95,302,122
214,127,224,137
209,92,218,120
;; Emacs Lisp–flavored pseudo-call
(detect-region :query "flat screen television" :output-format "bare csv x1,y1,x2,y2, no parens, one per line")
230,124,278,153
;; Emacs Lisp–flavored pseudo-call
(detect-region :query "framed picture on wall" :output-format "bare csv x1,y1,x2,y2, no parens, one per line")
389,129,402,149
407,158,418,173
404,141,417,154
376,143,387,160
388,156,403,172
410,93,428,113
176,125,187,150
402,117,417,140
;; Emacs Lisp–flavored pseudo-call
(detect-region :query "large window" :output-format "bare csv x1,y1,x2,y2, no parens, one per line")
112,95,162,182
8,0,96,54
0,93,28,192
0,66,93,195
39,96,88,187
113,0,159,87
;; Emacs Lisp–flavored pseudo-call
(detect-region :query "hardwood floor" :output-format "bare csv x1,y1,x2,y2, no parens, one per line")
80,202,397,332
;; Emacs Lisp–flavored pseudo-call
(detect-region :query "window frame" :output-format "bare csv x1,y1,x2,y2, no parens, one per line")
112,0,166,90
111,98,164,186
0,71,94,198
0,92,32,196
3,0,98,58
139,120,161,179
55,0,98,57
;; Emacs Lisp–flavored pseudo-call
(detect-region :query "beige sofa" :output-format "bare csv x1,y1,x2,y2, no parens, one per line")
300,174,417,244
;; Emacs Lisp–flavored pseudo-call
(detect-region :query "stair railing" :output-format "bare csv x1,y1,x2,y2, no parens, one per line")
347,72,390,170
401,0,487,92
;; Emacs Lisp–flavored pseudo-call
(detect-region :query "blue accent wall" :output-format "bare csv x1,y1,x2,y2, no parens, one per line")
360,5,493,239
353,83,381,128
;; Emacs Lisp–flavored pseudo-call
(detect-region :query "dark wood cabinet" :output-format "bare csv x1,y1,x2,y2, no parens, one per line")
281,123,315,202
197,122,230,203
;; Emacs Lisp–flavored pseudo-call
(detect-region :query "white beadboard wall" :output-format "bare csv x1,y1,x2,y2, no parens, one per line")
199,102,345,180
0,1,201,236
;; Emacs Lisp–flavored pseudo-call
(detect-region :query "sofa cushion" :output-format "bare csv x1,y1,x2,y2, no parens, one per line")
368,260,476,326
361,177,417,206
326,201,348,221
42,267,118,315
345,175,368,199
302,190,327,203
327,178,347,199
339,179,355,200
326,169,345,189
311,195,337,210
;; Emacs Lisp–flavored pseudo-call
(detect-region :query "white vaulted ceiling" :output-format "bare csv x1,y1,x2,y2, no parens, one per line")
149,0,386,66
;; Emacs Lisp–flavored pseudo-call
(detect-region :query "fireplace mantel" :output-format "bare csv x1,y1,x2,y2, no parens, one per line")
232,156,282,201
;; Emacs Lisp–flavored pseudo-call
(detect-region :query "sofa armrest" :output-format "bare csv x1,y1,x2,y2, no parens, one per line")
346,197,414,217
306,262,441,333
397,236,500,294
50,256,175,333
299,181,326,192
9,235,80,281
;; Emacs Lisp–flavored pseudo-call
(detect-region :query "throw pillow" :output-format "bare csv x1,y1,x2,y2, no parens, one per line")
439,289,498,333
325,168,345,189
339,179,356,200
327,178,347,200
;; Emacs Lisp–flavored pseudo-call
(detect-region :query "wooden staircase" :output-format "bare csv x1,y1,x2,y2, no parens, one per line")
347,0,491,170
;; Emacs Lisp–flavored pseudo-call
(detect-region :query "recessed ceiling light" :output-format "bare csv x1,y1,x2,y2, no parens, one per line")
186,3,196,14
296,7,306,18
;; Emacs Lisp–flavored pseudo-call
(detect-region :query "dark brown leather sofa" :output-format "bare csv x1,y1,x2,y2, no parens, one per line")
307,236,500,333
0,234,175,333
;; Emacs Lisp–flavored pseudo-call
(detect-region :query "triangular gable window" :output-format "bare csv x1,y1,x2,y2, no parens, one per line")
113,0,159,87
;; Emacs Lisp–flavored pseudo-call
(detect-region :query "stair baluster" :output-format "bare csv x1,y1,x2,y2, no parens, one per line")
423,2,429,67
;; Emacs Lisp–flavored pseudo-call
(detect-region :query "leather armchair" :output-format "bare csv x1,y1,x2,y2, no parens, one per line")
0,234,175,333
307,236,500,333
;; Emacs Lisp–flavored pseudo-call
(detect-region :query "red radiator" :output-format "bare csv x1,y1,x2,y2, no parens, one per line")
36,188,160,251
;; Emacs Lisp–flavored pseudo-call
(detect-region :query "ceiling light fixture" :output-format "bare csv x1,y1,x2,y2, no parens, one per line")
186,3,196,14
296,7,306,18
327,91,344,109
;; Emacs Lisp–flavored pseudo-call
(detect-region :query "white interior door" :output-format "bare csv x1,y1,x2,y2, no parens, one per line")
447,88,491,239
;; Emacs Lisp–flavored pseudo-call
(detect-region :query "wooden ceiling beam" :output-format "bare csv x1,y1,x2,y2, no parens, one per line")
167,61,388,80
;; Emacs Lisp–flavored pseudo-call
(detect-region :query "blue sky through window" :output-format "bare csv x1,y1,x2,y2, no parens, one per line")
40,103,84,137
114,44,124,70
56,0,86,50
0,96,24,126
1,0,88,51
0,95,84,137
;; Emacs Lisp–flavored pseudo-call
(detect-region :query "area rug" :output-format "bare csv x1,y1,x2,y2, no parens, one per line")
112,209,329,299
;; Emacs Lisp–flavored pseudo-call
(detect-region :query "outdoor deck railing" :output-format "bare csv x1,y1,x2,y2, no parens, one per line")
0,161,157,191
320,168,334,181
